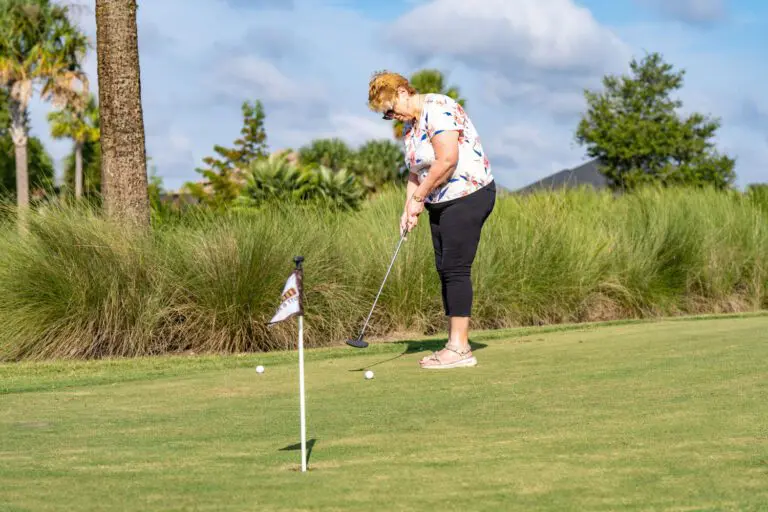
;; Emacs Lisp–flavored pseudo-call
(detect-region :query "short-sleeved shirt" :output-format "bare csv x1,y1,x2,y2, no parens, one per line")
403,93,493,204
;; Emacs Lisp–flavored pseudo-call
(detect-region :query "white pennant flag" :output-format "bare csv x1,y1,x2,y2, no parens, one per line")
267,257,309,472
269,270,303,325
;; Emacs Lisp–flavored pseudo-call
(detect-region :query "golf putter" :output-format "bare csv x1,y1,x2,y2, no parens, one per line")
345,229,408,348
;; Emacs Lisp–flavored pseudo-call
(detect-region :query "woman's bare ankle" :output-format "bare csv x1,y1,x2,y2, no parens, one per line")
446,339,470,352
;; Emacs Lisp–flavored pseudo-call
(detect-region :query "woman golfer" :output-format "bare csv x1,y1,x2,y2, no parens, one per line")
368,71,496,369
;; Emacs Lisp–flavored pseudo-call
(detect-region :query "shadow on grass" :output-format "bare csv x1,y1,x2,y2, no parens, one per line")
280,438,317,465
347,338,488,372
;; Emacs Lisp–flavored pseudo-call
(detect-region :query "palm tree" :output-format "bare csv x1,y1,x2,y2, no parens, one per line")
47,93,99,199
95,0,149,226
0,0,89,211
392,69,466,139
2,87,56,198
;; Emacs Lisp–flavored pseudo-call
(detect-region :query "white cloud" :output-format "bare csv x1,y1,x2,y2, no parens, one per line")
491,126,563,164
483,73,588,117
214,56,320,104
270,114,394,153
147,128,197,179
389,0,630,130
327,114,394,145
390,0,629,74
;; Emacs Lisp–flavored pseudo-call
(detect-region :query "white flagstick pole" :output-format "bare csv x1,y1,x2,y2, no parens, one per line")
294,256,307,473
298,313,307,472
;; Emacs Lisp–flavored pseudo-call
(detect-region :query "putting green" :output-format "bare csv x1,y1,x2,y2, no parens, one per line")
1,315,767,511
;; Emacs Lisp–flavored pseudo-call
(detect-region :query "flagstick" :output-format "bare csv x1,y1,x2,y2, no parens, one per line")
293,255,307,473
298,313,307,472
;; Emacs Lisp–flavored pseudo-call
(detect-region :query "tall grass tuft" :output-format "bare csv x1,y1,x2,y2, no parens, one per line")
0,206,169,360
0,187,766,360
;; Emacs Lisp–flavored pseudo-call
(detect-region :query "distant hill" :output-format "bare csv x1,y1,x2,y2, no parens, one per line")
516,159,609,194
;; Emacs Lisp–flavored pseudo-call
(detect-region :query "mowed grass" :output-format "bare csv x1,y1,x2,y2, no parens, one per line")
1,315,766,511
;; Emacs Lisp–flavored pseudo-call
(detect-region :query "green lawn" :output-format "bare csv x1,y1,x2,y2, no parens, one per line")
1,315,767,511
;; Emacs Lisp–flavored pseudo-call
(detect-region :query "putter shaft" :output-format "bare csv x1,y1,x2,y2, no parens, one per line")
356,230,407,340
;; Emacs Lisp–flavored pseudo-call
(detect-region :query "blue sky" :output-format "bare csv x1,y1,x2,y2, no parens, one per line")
30,0,768,191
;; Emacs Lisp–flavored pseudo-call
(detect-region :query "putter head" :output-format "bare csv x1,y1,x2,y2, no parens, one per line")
345,336,369,348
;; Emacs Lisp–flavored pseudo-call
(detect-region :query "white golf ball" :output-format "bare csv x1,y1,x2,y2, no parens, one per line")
364,370,374,380
256,365,265,374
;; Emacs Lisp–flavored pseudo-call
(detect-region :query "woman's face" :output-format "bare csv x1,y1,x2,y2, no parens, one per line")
381,88,412,122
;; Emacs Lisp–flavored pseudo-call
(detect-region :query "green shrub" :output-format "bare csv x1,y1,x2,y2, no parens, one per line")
0,186,766,360
238,154,365,211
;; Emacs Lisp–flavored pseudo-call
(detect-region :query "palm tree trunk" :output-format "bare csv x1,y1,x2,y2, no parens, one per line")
95,0,149,226
74,141,84,199
8,97,29,210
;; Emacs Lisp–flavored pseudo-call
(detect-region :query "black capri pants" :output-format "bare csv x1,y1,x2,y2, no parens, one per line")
425,180,496,317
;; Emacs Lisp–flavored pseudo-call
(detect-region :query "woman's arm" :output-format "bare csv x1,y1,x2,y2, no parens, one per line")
412,131,459,201
401,173,421,234
406,172,419,205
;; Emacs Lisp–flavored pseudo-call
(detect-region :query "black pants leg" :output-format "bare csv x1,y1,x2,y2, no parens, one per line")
426,181,496,317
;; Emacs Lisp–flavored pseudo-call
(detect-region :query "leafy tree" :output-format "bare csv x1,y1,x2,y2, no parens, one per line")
351,139,406,192
297,138,353,171
576,52,735,191
393,69,466,139
187,99,268,208
185,162,243,209
47,93,100,199
232,100,268,164
0,0,89,211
